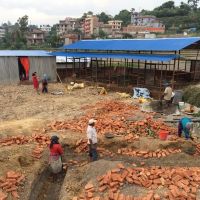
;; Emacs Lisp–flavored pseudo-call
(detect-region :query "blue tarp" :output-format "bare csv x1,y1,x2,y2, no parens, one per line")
63,37,200,51
50,51,179,62
0,50,52,57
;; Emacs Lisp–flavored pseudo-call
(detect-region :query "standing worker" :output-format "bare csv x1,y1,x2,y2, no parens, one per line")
162,82,173,107
42,74,48,93
178,117,193,140
87,119,98,161
49,135,64,181
32,72,39,94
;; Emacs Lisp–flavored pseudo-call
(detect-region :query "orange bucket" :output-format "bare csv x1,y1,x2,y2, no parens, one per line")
158,130,169,140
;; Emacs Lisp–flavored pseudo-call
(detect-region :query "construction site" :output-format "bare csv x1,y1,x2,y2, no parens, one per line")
1,38,200,200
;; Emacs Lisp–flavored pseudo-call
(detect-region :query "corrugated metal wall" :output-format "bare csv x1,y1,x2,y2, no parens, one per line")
0,57,19,84
29,57,57,81
0,56,57,84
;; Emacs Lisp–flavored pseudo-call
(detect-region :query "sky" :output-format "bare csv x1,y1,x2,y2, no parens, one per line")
0,0,189,25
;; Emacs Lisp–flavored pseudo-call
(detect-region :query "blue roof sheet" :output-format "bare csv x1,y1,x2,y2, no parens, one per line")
0,50,52,57
51,52,179,62
63,37,200,51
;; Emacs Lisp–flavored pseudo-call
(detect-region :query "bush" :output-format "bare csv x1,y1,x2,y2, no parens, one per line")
183,86,200,107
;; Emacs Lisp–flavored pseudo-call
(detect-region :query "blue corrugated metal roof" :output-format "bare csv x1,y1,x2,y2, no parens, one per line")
51,52,179,62
0,50,52,57
63,37,200,51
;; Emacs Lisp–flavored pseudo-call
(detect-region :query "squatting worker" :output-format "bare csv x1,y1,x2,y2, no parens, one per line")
178,117,193,140
49,135,64,180
162,82,173,106
87,119,98,161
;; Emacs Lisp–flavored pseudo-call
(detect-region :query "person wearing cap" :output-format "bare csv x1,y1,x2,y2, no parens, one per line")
162,82,173,107
178,117,193,140
49,135,64,180
87,119,98,161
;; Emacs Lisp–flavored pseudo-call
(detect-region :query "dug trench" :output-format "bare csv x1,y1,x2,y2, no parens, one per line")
28,136,200,200
28,144,88,200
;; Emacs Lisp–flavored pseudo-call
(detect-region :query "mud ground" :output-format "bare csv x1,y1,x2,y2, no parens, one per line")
0,84,200,200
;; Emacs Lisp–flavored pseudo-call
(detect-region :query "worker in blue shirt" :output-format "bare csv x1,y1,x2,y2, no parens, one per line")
178,117,193,140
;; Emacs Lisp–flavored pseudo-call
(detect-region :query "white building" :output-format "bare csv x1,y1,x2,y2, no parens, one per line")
0,27,5,39
39,25,51,32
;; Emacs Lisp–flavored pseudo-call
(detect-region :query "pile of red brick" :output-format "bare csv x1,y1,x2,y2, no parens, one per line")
0,135,30,147
31,133,50,146
98,164,199,199
74,139,88,153
73,163,200,199
123,134,140,142
48,101,176,138
32,145,45,159
0,171,25,199
0,133,50,148
74,139,114,157
117,148,182,159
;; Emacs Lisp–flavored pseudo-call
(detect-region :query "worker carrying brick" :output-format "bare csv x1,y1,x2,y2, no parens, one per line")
178,117,194,140
49,135,64,180
87,119,98,161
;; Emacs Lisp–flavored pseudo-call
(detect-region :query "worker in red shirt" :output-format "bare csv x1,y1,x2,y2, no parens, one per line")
32,72,39,94
49,135,64,181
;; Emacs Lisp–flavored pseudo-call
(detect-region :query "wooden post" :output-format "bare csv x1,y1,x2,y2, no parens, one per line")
96,58,98,84
160,62,163,99
124,59,126,87
172,51,176,89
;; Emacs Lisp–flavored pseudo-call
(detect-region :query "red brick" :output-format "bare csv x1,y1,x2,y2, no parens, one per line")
153,194,160,200
85,182,94,190
87,192,93,198
117,163,125,169
0,191,7,200
6,171,20,179
99,185,107,192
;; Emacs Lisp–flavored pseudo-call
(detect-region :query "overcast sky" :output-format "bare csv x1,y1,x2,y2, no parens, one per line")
0,0,189,25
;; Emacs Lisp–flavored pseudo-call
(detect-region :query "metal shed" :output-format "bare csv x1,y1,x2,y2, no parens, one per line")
55,37,200,96
0,50,57,84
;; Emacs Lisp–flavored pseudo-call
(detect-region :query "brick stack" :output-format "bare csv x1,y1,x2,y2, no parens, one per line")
74,139,88,153
48,101,176,138
72,164,200,200
74,140,115,157
0,136,30,147
0,171,25,199
117,148,182,159
32,146,44,159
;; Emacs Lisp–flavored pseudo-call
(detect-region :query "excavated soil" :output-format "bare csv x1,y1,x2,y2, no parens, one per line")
0,84,200,200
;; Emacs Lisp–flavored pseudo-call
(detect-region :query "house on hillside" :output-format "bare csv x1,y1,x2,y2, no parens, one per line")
126,8,165,34
26,29,45,45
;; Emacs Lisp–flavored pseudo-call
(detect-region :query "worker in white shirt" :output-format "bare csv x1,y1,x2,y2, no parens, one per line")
162,82,173,107
87,119,98,161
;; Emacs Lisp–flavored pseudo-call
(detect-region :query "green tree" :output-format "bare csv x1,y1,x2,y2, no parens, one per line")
97,12,112,23
45,25,61,48
188,0,199,10
98,29,107,38
114,10,131,26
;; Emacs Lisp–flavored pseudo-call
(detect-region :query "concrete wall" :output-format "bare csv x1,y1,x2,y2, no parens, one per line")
0,56,57,84
0,57,19,84
29,57,57,81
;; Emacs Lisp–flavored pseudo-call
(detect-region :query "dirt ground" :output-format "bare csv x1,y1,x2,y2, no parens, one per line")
0,83,200,200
